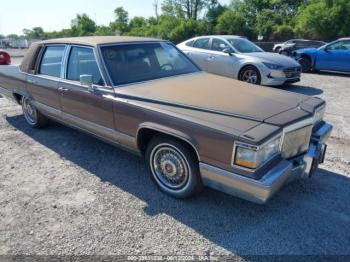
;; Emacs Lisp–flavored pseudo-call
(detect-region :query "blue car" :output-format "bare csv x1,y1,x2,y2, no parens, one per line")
293,37,350,73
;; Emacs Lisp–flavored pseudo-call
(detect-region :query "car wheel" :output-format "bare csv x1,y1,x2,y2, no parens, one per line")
22,97,48,128
279,50,289,56
275,47,281,53
239,66,261,85
298,57,312,73
146,135,203,198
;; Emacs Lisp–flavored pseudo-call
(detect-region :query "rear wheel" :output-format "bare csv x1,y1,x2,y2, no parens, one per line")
239,66,261,85
21,97,48,128
298,57,312,73
145,135,202,198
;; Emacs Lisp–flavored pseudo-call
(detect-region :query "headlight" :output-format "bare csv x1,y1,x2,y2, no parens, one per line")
313,105,325,124
263,62,283,70
234,136,281,169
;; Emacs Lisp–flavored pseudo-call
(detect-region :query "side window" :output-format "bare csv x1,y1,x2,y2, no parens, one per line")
67,47,104,86
212,38,230,52
185,40,194,47
327,41,346,50
39,46,65,77
342,40,350,49
193,38,210,50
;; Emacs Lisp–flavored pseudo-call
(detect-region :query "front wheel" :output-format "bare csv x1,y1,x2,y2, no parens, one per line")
239,66,261,85
145,135,202,198
279,50,290,56
22,97,48,128
298,57,312,73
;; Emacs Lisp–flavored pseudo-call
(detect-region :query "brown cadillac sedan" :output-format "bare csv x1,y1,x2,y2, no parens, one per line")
0,36,332,203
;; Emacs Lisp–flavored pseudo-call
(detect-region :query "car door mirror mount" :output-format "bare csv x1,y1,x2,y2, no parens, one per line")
222,48,234,56
80,74,95,91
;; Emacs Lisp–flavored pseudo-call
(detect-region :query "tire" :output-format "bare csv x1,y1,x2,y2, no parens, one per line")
275,47,281,53
279,50,289,56
298,57,312,73
21,97,48,128
239,66,261,85
145,135,203,199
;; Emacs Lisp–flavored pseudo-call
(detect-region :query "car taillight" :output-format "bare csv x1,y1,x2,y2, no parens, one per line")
0,52,11,65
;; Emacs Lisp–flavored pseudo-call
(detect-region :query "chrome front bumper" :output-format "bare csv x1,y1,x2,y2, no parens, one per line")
200,122,333,204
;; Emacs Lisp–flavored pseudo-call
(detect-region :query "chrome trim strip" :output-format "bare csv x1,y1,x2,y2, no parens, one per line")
33,101,139,154
136,122,201,161
0,85,13,99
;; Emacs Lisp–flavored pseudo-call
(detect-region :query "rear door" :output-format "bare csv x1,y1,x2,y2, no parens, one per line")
187,38,211,71
316,40,350,72
59,45,115,131
27,45,66,112
207,38,239,78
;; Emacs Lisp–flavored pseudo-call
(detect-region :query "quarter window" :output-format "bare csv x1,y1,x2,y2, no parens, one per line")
39,46,65,77
67,47,104,86
193,38,210,50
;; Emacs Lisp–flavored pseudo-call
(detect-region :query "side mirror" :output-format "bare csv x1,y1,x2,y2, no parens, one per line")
80,74,94,91
222,48,234,56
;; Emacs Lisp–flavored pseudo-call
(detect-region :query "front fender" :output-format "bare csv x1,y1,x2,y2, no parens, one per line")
137,122,200,160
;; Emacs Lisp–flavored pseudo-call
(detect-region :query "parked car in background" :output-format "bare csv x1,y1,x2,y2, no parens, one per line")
0,36,332,203
177,35,301,86
0,50,11,65
278,39,326,56
293,37,350,73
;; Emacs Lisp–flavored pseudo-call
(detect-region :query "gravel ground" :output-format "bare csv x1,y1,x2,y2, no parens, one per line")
0,72,349,259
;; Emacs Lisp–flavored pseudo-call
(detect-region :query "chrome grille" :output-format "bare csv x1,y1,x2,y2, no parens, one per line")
283,67,301,78
282,125,313,159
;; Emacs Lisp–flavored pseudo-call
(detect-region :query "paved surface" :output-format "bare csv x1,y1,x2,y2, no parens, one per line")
0,72,349,258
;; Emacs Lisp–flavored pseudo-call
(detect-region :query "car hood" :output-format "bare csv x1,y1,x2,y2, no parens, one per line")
116,73,320,130
242,52,300,67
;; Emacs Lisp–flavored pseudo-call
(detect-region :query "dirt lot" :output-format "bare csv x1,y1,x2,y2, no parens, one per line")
0,71,349,259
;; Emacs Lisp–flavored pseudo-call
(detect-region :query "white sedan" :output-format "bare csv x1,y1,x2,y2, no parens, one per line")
177,35,302,86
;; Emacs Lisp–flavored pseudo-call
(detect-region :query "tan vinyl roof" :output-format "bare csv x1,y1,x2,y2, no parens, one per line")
41,36,164,46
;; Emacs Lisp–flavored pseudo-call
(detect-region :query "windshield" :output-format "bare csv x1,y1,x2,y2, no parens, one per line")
226,38,263,53
101,42,200,86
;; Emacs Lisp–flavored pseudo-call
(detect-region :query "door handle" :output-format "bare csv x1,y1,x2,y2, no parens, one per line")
58,87,69,92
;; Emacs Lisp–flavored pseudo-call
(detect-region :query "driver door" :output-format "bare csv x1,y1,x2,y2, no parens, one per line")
207,38,239,78
316,40,350,72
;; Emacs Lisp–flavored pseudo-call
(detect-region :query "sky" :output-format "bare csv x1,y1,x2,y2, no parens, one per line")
0,0,231,36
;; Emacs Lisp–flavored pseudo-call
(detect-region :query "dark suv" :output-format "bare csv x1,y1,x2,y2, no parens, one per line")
273,39,326,56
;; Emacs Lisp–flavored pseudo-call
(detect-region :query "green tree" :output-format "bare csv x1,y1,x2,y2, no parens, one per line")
216,10,254,39
7,34,20,40
162,0,210,20
170,19,209,43
206,0,227,28
111,7,129,35
295,0,350,41
23,27,45,39
95,26,114,36
71,14,97,36
129,16,147,29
